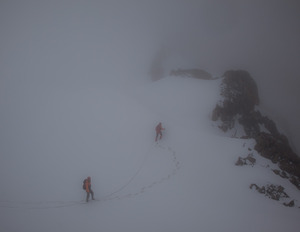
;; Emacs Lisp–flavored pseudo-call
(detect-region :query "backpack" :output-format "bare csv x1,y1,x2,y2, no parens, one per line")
82,179,87,190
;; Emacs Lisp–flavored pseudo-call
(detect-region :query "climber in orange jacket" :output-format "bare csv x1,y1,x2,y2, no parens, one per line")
84,176,94,202
155,122,165,142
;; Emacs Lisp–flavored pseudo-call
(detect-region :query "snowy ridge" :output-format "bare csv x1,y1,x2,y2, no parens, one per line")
0,76,299,232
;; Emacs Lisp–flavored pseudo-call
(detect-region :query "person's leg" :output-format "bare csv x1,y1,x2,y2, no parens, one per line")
90,190,94,200
86,192,90,202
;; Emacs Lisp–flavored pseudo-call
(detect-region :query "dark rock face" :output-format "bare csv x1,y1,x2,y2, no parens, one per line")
221,70,259,112
250,183,295,207
255,132,300,190
235,154,256,167
250,184,290,202
170,69,214,80
284,200,295,207
272,169,289,179
212,70,300,190
255,132,299,166
212,70,260,135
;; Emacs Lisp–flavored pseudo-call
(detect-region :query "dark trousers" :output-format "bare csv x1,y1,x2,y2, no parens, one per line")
86,189,94,202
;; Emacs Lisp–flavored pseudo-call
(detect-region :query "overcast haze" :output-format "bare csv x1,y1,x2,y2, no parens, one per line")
1,1,300,231
1,1,300,147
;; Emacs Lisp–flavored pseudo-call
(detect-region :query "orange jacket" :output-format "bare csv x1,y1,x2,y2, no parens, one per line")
85,179,91,193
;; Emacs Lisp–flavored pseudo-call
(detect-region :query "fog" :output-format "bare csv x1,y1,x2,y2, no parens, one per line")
1,2,300,230
1,0,299,151
1,1,300,146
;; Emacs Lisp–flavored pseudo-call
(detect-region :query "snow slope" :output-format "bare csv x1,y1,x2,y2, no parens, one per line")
0,76,299,232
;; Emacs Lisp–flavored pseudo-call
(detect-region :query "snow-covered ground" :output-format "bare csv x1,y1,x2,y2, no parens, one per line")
0,76,299,232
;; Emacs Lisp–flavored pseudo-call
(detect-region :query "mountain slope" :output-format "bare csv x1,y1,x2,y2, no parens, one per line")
0,77,299,232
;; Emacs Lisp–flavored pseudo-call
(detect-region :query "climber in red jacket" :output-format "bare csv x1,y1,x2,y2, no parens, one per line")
155,122,165,142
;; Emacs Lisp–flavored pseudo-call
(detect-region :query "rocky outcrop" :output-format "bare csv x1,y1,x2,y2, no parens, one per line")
170,69,214,80
212,69,300,193
212,70,260,134
249,183,295,207
255,132,300,190
250,184,289,201
221,70,259,111
284,200,295,207
212,70,287,140
255,133,300,172
235,154,256,167
250,183,295,207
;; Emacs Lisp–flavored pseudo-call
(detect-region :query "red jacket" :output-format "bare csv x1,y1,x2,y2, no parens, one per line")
156,123,164,133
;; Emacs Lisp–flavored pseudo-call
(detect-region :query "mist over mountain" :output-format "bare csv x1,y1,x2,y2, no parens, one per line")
1,1,300,231
2,0,299,151
210,70,300,190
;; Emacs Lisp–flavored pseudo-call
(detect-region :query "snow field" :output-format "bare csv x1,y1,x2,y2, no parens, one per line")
0,76,299,232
